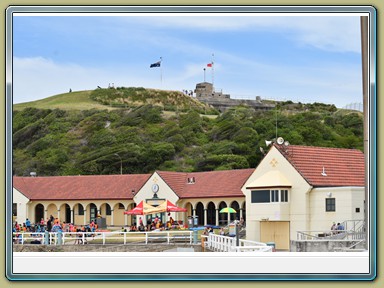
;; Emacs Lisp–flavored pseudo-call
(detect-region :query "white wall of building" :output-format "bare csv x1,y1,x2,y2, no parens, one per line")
241,146,312,242
134,172,180,225
12,188,30,225
309,186,365,231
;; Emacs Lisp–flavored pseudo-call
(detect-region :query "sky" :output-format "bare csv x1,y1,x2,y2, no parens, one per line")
12,13,364,108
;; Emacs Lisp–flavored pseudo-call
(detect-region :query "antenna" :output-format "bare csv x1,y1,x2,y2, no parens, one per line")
275,100,278,139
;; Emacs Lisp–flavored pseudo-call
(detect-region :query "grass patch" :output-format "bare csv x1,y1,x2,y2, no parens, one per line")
13,90,118,111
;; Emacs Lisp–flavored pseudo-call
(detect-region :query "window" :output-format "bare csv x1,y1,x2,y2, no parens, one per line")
326,198,336,212
12,203,17,216
356,207,360,213
251,190,270,203
252,189,289,203
281,190,288,202
106,204,112,215
118,203,125,209
271,190,279,202
78,204,84,215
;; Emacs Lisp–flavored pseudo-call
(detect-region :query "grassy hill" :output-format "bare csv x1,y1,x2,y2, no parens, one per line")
13,90,111,111
13,87,218,115
12,87,364,177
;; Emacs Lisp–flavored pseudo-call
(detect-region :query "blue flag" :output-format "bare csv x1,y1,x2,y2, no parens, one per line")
150,61,161,68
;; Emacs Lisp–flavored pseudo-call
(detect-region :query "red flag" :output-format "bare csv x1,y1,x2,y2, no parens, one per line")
207,63,212,67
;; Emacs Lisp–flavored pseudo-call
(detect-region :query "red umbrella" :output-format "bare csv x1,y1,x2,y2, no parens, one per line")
164,200,187,212
123,201,155,215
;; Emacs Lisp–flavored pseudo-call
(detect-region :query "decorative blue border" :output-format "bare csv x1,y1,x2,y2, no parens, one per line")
5,5,377,281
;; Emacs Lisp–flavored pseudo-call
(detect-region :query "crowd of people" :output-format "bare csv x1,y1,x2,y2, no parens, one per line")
13,215,100,244
125,216,185,232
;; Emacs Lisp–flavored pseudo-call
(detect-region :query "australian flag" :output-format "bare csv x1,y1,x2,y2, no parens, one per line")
150,61,161,68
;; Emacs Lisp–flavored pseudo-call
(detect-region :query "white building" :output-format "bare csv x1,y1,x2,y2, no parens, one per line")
12,144,365,251
241,144,365,250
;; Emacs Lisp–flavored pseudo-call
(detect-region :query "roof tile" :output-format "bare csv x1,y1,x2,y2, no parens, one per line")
274,144,365,187
13,174,151,200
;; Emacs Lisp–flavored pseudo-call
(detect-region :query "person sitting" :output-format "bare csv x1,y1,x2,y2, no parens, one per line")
138,224,145,232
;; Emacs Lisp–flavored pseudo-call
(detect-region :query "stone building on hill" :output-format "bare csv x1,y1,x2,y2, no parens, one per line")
194,82,275,112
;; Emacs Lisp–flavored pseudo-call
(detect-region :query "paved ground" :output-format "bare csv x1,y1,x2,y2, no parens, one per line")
13,243,204,252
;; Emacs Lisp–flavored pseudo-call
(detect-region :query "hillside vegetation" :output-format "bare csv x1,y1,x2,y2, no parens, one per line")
12,88,363,176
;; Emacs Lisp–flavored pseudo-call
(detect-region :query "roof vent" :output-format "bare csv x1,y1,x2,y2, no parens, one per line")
30,172,37,177
187,177,195,184
321,167,327,177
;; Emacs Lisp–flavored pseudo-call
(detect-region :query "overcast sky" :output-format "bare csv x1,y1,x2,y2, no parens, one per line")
12,13,363,108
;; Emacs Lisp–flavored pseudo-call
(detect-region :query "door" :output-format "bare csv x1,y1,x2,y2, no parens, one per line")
260,221,290,250
90,204,97,223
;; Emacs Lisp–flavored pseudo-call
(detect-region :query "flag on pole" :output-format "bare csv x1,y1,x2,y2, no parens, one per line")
207,63,213,67
150,61,161,68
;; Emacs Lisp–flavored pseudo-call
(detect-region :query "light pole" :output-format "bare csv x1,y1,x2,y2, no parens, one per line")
114,153,122,175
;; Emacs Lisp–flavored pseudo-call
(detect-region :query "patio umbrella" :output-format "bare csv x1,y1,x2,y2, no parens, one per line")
124,201,156,215
219,207,237,213
161,200,187,212
146,200,187,214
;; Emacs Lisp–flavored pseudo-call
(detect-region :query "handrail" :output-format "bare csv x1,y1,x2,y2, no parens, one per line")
205,233,271,252
297,225,366,241
12,230,194,246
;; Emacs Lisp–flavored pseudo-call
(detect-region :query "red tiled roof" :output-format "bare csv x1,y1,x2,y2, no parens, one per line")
13,174,151,201
157,169,254,198
274,144,365,187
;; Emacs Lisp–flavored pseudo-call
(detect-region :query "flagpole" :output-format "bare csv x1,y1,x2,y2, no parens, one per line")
160,57,163,88
203,68,206,82
211,53,215,90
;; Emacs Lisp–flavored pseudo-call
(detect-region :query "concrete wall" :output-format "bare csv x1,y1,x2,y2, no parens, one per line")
291,240,366,252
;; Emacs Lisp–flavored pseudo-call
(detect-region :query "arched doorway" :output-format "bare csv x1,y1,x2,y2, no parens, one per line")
207,202,216,225
34,204,44,224
230,201,240,221
195,202,204,226
218,201,227,226
89,203,97,223
242,201,246,222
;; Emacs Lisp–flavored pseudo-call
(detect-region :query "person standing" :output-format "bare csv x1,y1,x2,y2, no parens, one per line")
25,218,31,231
47,218,52,232
330,222,337,235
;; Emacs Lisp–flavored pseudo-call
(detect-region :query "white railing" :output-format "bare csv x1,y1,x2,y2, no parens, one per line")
297,230,365,241
13,230,194,246
297,220,366,241
204,234,272,252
